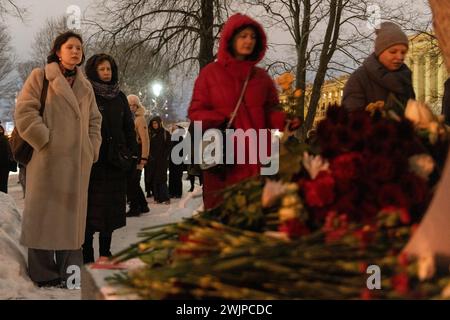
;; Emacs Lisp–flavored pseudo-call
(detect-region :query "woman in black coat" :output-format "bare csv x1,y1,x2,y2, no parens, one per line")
343,22,415,111
0,125,15,193
148,116,171,204
168,124,185,198
83,54,137,263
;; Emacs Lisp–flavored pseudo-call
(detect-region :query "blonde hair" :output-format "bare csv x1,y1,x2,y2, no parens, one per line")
127,94,142,107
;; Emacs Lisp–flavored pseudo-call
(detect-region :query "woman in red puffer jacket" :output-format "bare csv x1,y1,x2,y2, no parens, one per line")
188,13,286,210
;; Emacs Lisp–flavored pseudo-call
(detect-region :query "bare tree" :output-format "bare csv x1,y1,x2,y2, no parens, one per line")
87,0,232,72
428,0,450,73
0,23,16,99
91,39,175,117
31,16,69,66
245,0,416,136
0,0,25,20
17,61,39,82
0,23,17,123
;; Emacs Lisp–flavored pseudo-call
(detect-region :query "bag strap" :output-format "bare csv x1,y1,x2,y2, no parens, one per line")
39,70,49,116
227,69,252,129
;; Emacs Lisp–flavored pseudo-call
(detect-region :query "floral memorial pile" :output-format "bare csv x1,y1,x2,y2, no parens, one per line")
106,99,450,299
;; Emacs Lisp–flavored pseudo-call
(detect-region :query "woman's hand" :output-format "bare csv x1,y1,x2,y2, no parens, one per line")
287,117,302,131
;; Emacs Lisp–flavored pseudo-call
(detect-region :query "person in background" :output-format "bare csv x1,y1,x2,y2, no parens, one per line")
168,124,184,198
148,116,171,204
126,94,150,216
187,13,286,209
0,125,15,193
342,22,415,111
83,53,137,263
187,164,203,192
14,31,102,287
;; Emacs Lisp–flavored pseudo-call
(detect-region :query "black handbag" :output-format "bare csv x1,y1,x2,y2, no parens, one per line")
9,71,49,166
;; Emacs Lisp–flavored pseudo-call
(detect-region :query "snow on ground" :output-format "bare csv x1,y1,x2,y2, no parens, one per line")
0,172,202,300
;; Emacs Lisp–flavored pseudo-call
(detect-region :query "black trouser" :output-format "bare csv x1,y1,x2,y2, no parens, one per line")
127,168,147,210
28,248,82,284
0,168,9,193
169,164,183,198
153,182,170,202
144,164,152,195
82,227,112,264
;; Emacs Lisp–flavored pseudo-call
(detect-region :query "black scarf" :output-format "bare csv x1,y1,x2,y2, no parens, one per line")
364,53,414,99
90,80,120,99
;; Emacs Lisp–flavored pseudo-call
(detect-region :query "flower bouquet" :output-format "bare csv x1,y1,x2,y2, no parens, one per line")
106,100,450,299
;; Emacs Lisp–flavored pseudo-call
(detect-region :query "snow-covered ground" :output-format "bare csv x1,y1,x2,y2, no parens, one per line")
0,172,202,300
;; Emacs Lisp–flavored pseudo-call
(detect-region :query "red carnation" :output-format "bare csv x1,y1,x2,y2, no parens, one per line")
353,225,377,249
378,184,410,209
347,111,373,146
359,262,369,273
288,117,302,131
360,288,373,300
278,218,310,239
330,152,363,181
366,121,400,156
380,206,411,225
322,211,350,243
303,171,335,207
366,155,398,183
178,233,210,245
360,201,379,223
391,273,409,296
397,252,410,268
332,191,359,219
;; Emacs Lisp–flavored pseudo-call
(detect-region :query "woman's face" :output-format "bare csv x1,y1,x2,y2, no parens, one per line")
96,60,112,82
152,121,159,129
378,44,408,71
232,27,256,60
57,37,83,69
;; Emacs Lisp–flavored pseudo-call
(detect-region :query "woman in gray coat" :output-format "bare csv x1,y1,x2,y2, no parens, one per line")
14,32,102,288
342,22,415,111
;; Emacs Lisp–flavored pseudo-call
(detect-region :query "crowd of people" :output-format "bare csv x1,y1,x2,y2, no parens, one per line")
6,31,199,288
1,12,449,290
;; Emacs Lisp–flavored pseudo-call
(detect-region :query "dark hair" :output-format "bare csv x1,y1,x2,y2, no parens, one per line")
228,24,263,61
0,125,4,135
47,31,85,66
85,53,119,84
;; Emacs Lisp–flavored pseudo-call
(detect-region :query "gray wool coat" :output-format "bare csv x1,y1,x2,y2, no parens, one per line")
342,53,416,111
14,62,102,250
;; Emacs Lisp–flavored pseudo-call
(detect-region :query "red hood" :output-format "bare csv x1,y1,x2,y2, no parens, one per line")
217,13,267,66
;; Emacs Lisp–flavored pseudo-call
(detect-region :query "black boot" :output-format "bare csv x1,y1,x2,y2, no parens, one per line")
126,206,141,217
82,229,95,264
99,233,112,258
82,245,94,264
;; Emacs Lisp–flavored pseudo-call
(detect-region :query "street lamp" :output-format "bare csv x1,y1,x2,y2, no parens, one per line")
152,83,162,97
151,83,163,115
